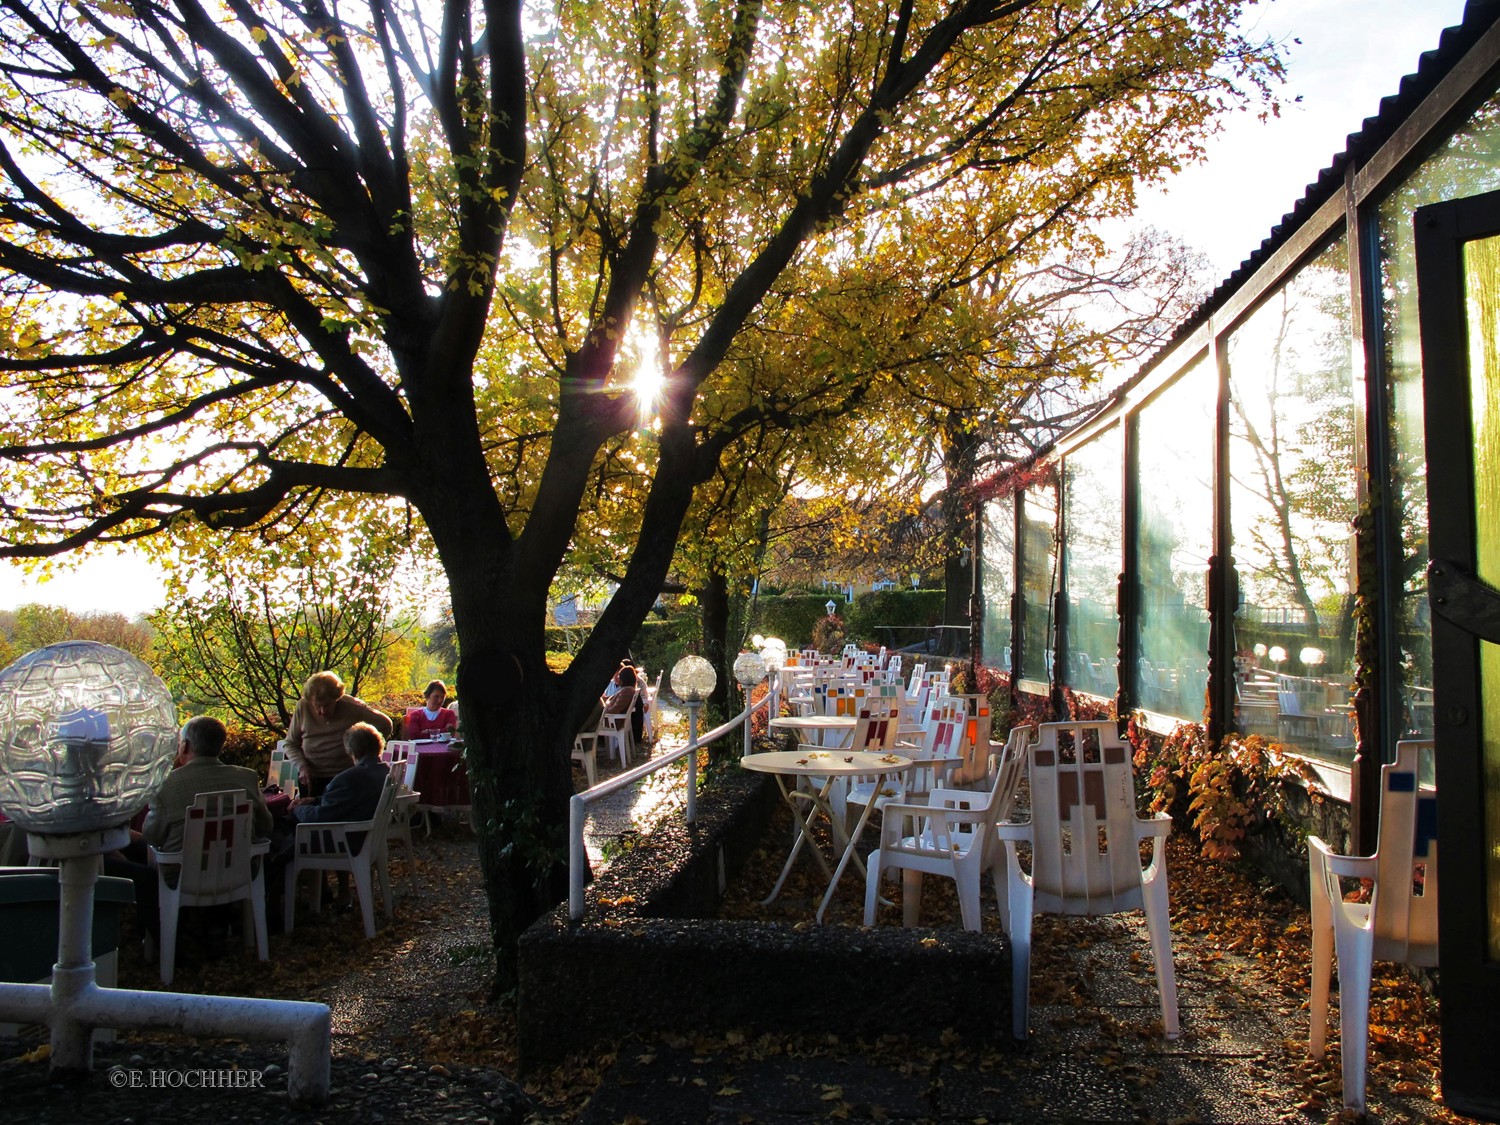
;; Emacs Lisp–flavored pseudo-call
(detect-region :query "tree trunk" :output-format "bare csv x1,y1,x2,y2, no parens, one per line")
701,570,731,714
942,410,981,658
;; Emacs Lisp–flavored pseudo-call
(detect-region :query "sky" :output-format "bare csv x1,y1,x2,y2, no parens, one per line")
0,0,1476,620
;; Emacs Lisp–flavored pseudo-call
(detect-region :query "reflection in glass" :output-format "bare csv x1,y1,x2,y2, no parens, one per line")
1228,235,1355,761
1064,428,1122,697
1019,477,1059,684
1136,360,1213,719
1379,94,1500,741
1461,233,1500,958
980,494,1015,671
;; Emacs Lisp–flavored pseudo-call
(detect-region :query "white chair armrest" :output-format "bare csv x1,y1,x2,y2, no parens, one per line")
1133,813,1172,840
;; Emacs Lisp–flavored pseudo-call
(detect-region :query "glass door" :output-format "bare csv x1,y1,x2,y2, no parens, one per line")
1415,188,1500,1120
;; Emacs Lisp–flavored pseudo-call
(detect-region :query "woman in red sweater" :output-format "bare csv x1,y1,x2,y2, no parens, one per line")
404,679,458,741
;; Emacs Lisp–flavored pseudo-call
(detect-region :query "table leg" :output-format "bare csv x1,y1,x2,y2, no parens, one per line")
815,769,890,924
760,776,836,905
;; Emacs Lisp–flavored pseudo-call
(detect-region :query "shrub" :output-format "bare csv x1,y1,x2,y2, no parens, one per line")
1127,718,1321,861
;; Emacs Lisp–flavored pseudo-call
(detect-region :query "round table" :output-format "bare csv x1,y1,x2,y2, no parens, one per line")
741,749,911,922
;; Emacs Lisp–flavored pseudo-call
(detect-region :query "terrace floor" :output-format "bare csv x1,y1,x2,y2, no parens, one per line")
572,727,1465,1125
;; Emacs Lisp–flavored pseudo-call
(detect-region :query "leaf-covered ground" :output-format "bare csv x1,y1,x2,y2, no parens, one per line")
56,783,1472,1123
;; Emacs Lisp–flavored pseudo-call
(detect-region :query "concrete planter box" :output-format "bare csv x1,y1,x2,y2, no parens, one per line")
517,771,1011,1070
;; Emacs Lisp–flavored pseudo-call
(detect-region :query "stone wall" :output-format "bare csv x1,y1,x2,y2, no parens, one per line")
516,770,1012,1071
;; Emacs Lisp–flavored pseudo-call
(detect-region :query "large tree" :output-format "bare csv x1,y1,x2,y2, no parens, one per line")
0,0,1279,985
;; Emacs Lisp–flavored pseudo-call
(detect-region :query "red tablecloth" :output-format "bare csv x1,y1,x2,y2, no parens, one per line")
412,742,471,809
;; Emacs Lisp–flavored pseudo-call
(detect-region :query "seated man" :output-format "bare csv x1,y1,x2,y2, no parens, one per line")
143,715,274,854
124,715,273,947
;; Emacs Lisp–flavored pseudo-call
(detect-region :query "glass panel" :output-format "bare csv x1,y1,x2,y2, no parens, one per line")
1228,236,1357,761
1461,233,1500,959
980,494,1014,672
1379,95,1500,742
1135,363,1213,718
1063,428,1123,697
1019,476,1059,684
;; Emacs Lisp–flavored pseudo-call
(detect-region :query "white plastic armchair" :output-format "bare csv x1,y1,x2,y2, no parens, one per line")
148,789,269,985
283,776,396,939
1308,739,1438,1113
849,698,964,820
863,722,1035,932
997,719,1177,1041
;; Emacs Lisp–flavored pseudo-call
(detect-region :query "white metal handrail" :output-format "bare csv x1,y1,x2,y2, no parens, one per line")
568,689,770,921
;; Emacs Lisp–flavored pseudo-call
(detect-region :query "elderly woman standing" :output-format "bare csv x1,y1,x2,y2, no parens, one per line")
283,670,393,798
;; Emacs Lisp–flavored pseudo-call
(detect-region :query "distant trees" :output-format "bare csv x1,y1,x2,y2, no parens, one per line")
149,541,413,737
0,604,154,669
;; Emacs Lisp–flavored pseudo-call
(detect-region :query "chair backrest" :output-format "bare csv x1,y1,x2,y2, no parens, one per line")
386,754,416,793
179,790,255,897
905,662,927,700
1372,739,1439,964
383,742,418,790
1025,720,1146,913
269,743,298,792
1278,690,1303,716
849,697,898,753
991,723,1037,822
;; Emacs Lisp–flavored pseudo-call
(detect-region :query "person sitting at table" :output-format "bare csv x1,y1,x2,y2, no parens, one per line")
267,721,390,921
579,664,637,744
144,715,274,854
122,715,273,947
283,670,392,799
404,679,458,740
604,660,647,745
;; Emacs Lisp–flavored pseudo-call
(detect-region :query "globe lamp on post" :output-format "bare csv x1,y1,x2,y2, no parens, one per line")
671,656,717,824
732,651,767,759
758,637,786,719
0,641,332,1100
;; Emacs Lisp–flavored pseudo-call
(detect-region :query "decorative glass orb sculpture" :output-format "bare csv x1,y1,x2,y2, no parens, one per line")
732,651,767,687
0,641,178,834
671,655,717,703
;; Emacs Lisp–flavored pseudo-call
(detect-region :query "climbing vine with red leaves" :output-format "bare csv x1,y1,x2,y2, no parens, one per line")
1126,717,1323,861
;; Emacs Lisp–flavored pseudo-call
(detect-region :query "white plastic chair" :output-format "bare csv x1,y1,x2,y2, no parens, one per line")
384,752,421,893
1308,739,1438,1113
571,729,600,787
640,670,664,743
863,723,1035,932
997,719,1178,1041
148,789,269,986
268,742,299,794
283,776,396,939
848,698,965,819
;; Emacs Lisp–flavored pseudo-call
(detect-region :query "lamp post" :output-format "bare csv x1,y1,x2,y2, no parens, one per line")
0,641,331,1102
670,655,717,824
732,651,768,759
758,636,787,720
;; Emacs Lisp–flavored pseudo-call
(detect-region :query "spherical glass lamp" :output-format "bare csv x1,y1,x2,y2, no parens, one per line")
1300,646,1325,667
758,637,786,671
0,640,178,835
732,651,767,687
671,655,718,703
1267,645,1287,665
